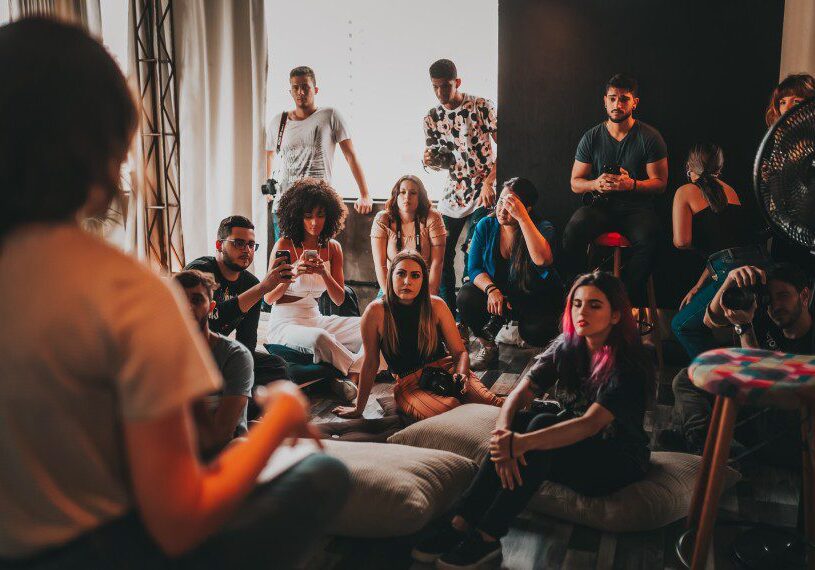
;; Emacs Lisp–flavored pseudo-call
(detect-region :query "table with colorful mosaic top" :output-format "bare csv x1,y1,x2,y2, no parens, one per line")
685,347,815,569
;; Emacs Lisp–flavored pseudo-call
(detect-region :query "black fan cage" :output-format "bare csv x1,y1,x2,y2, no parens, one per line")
753,96,815,251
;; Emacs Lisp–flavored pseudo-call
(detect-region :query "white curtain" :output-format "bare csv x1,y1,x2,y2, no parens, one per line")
780,0,815,78
174,0,269,272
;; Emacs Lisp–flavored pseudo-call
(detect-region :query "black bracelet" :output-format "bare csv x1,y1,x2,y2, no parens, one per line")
509,431,515,459
485,284,497,295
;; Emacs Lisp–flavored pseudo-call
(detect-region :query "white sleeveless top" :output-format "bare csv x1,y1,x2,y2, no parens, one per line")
285,242,331,299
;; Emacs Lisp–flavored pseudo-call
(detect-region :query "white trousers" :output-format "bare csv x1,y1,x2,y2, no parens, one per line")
267,298,380,375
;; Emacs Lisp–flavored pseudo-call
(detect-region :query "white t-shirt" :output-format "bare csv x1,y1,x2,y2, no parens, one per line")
0,224,222,558
266,107,351,211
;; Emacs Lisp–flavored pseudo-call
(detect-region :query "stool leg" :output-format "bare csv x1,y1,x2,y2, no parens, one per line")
646,275,664,380
613,246,622,278
688,396,724,530
691,397,738,570
802,403,815,570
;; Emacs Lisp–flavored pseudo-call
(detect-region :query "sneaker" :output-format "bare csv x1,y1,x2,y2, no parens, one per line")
457,322,471,347
330,378,358,402
411,525,466,563
470,344,499,371
436,532,502,569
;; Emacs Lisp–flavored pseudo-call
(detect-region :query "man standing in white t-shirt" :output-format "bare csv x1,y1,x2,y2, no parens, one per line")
263,66,372,252
423,59,498,326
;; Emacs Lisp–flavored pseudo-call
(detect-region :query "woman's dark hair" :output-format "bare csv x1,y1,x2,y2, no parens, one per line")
384,174,432,226
765,73,815,127
686,142,727,213
560,271,650,394
276,177,347,246
0,18,138,241
495,177,539,293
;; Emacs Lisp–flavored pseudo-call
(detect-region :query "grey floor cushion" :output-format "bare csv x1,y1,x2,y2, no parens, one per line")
387,403,740,532
322,440,478,537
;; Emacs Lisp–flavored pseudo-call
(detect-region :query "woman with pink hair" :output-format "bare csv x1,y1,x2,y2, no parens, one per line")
412,271,655,569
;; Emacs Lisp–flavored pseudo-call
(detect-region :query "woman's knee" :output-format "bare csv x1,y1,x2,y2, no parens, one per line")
457,283,487,326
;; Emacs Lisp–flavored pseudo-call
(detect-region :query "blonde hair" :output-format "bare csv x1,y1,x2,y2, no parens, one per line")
381,250,438,360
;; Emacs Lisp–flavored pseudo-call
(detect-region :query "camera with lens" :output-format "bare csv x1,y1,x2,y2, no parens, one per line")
418,366,463,398
721,282,768,312
426,145,456,170
480,314,508,343
261,178,278,197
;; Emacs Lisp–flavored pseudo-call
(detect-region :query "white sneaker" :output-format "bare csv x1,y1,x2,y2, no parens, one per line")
470,344,499,371
330,378,358,402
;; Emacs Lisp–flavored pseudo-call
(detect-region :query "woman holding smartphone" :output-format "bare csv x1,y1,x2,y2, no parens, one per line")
264,178,377,398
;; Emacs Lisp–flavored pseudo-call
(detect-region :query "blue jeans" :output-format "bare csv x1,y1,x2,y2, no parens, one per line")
3,454,350,570
439,207,488,320
671,245,769,360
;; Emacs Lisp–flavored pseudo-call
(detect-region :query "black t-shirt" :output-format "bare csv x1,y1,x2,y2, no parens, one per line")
574,120,667,207
753,311,814,354
525,334,652,470
185,256,260,352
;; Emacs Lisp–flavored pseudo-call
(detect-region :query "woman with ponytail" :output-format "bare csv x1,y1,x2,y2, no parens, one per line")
332,250,503,420
412,271,653,569
670,142,768,359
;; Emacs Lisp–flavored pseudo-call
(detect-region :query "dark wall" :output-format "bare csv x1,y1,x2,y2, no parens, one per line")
498,0,785,305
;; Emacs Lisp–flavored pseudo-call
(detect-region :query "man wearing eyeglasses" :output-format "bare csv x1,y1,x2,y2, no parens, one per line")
186,215,293,386
263,66,372,252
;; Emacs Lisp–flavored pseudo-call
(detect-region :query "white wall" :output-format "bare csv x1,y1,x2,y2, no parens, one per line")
264,0,498,200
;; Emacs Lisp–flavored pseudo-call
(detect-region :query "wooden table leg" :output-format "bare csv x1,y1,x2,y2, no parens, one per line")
802,403,815,570
691,396,738,570
688,396,724,530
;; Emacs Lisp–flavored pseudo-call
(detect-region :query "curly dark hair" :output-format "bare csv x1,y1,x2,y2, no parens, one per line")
276,177,347,245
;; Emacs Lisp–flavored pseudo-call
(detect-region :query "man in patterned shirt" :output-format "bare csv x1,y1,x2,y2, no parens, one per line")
424,59,498,327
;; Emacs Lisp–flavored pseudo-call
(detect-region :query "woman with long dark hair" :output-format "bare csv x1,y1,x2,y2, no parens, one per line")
370,174,446,295
670,142,768,358
413,272,654,569
0,18,346,568
457,177,562,369
333,250,503,420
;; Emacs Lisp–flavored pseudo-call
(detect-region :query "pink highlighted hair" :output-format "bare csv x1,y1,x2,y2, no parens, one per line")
561,271,641,388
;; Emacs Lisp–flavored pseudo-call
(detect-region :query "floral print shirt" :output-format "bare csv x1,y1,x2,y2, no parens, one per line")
424,93,497,218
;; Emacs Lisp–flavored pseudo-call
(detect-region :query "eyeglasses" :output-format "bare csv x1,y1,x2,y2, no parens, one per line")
222,239,259,251
289,85,313,94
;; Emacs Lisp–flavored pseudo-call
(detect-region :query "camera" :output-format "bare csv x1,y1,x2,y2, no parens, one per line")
261,178,278,196
480,314,507,343
426,146,456,170
721,283,768,312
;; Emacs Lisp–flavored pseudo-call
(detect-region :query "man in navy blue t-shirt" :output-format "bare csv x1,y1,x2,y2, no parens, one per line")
561,74,668,304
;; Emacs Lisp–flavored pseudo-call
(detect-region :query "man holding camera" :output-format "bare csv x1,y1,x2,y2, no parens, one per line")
561,74,668,304
263,66,372,260
424,59,498,326
668,263,812,462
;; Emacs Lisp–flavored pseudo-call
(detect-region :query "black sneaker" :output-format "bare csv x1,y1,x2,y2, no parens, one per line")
436,532,502,569
411,525,466,563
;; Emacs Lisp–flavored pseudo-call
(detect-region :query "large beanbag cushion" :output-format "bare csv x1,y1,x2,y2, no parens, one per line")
322,440,478,537
388,404,740,532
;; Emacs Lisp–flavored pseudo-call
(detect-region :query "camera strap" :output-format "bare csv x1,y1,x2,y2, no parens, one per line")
395,216,421,254
275,112,289,153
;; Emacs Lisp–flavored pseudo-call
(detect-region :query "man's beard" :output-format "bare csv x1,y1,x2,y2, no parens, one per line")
608,110,632,124
770,300,803,329
222,251,249,272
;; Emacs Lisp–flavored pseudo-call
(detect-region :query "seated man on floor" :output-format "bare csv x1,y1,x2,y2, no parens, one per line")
666,263,813,465
186,215,292,387
560,73,668,306
174,270,255,458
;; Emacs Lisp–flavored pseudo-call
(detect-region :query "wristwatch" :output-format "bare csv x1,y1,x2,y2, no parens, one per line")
734,322,753,335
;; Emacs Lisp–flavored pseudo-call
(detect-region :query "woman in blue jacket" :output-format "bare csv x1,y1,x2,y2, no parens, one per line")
457,177,563,369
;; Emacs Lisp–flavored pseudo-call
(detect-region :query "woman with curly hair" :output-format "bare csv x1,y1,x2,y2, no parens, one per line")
764,73,815,127
263,177,374,396
370,174,447,295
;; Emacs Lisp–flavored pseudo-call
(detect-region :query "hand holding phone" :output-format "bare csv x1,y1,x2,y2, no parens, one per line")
274,250,293,281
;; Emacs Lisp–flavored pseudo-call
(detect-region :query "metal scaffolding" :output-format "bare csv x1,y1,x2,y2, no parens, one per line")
131,0,184,272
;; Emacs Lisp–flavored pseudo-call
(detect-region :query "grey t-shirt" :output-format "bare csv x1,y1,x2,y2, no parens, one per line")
267,107,350,211
574,120,667,206
207,334,254,436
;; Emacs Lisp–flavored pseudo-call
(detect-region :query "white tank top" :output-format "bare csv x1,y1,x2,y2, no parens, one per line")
284,242,331,299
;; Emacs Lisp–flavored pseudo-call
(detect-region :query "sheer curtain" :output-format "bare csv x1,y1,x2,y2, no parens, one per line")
174,0,269,272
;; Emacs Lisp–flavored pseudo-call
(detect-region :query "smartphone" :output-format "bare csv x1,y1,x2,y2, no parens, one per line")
274,250,292,280
304,249,319,260
602,164,621,175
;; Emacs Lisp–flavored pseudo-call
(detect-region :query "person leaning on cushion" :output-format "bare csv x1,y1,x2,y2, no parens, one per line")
0,18,347,568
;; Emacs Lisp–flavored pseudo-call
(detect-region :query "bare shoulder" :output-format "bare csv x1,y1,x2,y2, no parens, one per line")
327,239,343,255
720,181,742,205
430,295,452,318
362,299,386,322
673,183,697,201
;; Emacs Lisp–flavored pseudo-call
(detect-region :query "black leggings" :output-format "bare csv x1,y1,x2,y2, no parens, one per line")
456,282,561,347
454,412,646,539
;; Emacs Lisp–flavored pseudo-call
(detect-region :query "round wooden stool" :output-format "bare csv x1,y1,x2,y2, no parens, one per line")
686,347,815,569
591,232,664,375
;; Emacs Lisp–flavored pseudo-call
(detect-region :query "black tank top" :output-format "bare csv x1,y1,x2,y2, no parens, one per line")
381,300,446,376
692,204,751,257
